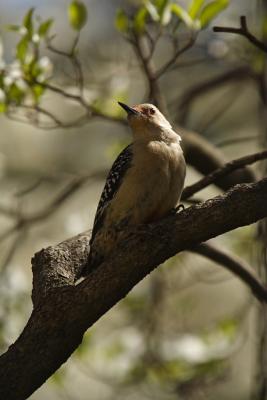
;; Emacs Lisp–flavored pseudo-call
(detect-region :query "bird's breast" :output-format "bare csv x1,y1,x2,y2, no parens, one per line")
105,139,185,226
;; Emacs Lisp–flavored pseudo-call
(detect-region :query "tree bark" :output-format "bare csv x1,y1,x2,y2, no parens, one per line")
0,178,267,399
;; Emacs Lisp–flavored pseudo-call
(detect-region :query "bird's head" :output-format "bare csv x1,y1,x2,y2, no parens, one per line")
118,102,172,137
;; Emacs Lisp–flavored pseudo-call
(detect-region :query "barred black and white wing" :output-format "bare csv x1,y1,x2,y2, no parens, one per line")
90,144,133,244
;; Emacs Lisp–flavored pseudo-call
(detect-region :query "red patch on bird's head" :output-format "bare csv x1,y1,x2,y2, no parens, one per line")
132,104,156,117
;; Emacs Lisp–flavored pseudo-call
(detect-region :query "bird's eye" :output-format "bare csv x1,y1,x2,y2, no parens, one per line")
149,108,155,115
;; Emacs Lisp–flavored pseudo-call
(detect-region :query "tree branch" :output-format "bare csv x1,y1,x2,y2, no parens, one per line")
215,135,258,148
46,33,85,94
213,16,267,54
7,30,255,194
180,127,256,191
0,178,267,399
155,34,196,79
191,243,267,302
178,66,256,124
132,34,168,114
130,33,255,189
182,149,267,200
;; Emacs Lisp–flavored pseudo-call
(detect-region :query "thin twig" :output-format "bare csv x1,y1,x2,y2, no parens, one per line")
146,29,161,62
0,170,107,275
33,81,89,109
47,33,84,92
192,243,267,302
197,84,241,132
0,230,25,278
178,66,255,124
15,179,44,197
0,177,88,245
0,204,20,218
91,110,127,125
169,57,206,71
23,80,126,128
20,104,65,126
155,34,196,79
20,176,88,225
70,32,84,92
214,16,267,54
182,149,267,200
132,33,168,113
0,168,108,228
0,224,20,245
6,106,90,130
215,135,258,148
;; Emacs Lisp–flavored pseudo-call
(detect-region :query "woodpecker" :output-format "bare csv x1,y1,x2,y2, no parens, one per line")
83,102,186,274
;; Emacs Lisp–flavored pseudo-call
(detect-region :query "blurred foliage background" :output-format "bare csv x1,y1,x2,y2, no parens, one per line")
0,0,266,399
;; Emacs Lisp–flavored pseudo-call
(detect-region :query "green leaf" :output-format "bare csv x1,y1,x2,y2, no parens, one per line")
29,61,42,79
38,19,53,37
188,0,205,19
154,0,169,17
133,6,148,33
115,8,129,33
16,36,29,63
7,83,25,104
162,5,172,25
145,1,160,21
23,8,34,35
68,1,88,31
199,0,229,28
32,84,44,102
170,3,194,28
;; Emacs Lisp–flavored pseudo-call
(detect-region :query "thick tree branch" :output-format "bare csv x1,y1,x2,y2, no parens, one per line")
0,178,267,399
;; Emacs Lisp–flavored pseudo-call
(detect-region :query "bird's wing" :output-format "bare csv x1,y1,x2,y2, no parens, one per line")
90,144,133,243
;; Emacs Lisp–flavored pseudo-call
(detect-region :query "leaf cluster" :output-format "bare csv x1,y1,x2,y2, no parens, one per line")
0,1,88,113
115,0,229,34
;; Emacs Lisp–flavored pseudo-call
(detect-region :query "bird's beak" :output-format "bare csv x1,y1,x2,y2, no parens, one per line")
118,102,139,116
